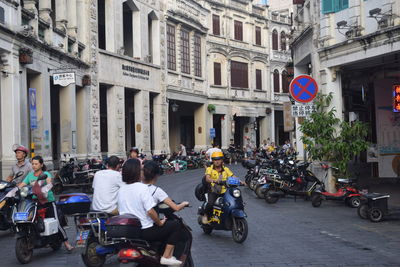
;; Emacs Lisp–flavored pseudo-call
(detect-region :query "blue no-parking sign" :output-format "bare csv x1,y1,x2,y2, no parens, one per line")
29,88,37,129
289,75,318,103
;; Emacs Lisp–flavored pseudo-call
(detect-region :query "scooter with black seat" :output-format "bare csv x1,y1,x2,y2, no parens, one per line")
197,177,248,243
0,171,23,231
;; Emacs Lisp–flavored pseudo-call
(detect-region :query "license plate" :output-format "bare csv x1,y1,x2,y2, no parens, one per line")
76,230,90,247
14,212,29,221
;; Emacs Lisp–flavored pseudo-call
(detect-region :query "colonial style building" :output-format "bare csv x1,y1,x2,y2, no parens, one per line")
0,0,294,178
291,0,400,178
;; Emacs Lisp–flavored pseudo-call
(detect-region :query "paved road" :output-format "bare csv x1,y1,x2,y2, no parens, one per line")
1,165,400,266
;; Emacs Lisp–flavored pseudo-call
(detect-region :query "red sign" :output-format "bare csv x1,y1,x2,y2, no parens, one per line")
394,85,400,113
289,75,318,103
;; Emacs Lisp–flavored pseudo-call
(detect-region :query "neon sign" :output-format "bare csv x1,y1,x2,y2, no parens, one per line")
394,85,400,113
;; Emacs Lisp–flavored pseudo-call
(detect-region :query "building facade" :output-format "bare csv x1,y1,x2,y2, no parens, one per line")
0,0,294,178
291,0,400,178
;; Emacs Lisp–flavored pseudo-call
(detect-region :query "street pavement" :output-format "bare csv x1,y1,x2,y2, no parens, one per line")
0,164,399,267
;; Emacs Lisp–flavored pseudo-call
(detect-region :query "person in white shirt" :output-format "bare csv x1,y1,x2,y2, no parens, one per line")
142,160,189,211
205,144,222,162
91,156,123,215
118,159,183,266
178,144,187,158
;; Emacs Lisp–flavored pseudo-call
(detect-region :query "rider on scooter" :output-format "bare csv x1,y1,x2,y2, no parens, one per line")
202,151,235,224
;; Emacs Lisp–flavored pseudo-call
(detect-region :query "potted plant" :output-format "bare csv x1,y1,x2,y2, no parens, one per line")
19,47,33,64
300,93,369,191
207,104,216,113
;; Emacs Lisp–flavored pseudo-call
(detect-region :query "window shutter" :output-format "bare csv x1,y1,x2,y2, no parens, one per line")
231,61,248,88
213,15,220,35
282,71,289,93
167,24,176,71
234,21,243,41
214,62,221,86
273,70,280,92
256,69,262,90
322,0,334,14
336,0,348,11
255,26,261,45
281,32,286,51
272,30,278,50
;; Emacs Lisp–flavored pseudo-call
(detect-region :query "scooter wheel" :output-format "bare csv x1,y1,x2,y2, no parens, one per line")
311,194,322,207
255,185,264,199
15,237,33,264
349,196,361,208
232,218,248,243
202,226,213,235
264,189,279,204
82,235,106,267
369,207,383,222
357,204,368,219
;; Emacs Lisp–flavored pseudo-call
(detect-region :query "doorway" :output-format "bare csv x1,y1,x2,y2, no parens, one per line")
50,79,60,165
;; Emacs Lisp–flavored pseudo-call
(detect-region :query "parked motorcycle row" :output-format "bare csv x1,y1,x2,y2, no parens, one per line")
152,151,210,174
243,151,399,223
52,155,106,194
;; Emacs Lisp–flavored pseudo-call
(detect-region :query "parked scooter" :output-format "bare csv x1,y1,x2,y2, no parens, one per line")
12,174,64,264
0,171,23,231
311,165,362,208
197,177,248,243
74,203,193,267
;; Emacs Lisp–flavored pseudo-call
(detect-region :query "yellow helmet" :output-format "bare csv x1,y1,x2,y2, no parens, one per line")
211,151,224,160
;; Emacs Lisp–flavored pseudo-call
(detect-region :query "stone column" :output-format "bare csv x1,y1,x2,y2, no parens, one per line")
105,0,123,53
67,0,78,38
220,114,229,150
55,0,68,33
134,91,151,155
1,54,22,179
76,86,89,157
152,94,168,154
270,106,276,143
107,86,125,157
194,104,208,151
59,84,77,157
259,116,269,144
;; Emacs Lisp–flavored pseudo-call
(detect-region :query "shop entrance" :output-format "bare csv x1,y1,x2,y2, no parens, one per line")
125,89,136,151
212,114,223,147
50,78,60,165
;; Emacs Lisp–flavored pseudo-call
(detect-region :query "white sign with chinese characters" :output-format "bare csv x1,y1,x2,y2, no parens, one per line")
291,104,316,117
53,72,76,87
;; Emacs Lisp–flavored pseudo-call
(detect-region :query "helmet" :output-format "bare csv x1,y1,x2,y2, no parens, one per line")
14,145,29,155
129,147,139,154
211,151,224,160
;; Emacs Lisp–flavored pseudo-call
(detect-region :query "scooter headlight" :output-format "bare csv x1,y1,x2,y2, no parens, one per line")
20,187,29,198
233,189,241,198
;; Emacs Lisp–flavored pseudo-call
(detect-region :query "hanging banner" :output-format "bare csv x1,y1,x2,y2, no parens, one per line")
283,102,294,132
29,88,37,129
53,72,76,86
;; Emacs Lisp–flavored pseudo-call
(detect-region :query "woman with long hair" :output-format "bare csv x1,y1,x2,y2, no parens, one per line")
18,156,74,252
118,159,183,266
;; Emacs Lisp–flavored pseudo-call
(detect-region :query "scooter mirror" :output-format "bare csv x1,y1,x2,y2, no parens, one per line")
14,171,24,179
37,174,48,181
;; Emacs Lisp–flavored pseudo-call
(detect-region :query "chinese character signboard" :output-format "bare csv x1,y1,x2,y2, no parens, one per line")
53,72,76,87
394,85,400,113
291,104,316,117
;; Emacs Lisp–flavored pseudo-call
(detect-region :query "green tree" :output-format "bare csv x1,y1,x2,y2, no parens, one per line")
300,93,369,178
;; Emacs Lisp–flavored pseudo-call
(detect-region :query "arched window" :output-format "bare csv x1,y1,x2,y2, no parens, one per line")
272,30,278,50
282,70,289,93
281,31,286,51
273,69,280,92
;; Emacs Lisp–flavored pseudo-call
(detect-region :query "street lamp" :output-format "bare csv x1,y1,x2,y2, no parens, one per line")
171,102,179,112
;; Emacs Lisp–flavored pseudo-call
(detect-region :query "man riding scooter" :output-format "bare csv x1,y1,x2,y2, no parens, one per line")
202,151,239,224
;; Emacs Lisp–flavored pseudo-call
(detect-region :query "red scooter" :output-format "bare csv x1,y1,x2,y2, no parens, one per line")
311,164,362,208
